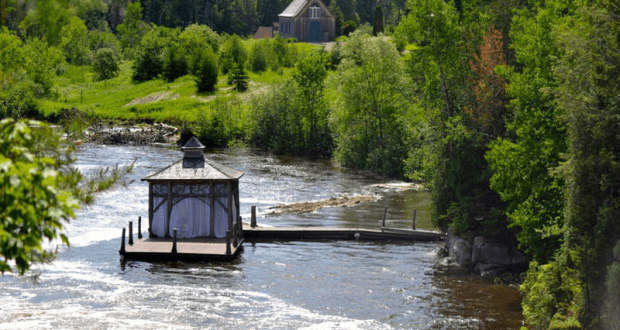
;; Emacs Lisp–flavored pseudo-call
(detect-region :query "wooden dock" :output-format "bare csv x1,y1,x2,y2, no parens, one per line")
242,224,444,242
119,206,444,262
120,237,243,262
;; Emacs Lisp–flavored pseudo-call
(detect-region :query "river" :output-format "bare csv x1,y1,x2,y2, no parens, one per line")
0,144,523,329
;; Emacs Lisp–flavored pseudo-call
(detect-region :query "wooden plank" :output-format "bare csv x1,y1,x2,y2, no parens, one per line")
120,237,243,262
242,225,444,242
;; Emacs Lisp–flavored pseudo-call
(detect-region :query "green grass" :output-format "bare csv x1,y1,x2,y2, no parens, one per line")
42,41,323,127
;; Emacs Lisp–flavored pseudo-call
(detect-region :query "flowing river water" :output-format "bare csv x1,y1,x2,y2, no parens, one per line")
0,144,523,329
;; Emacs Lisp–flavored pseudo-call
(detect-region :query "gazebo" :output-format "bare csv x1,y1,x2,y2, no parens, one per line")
141,137,244,241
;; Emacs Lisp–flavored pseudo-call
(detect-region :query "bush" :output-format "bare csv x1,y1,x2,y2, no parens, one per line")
220,35,247,74
343,20,358,36
93,48,120,81
194,49,218,93
0,77,42,119
231,63,249,91
162,45,188,82
131,26,177,82
249,40,270,72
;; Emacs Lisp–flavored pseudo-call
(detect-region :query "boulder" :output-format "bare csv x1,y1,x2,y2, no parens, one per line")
472,236,512,267
448,236,472,266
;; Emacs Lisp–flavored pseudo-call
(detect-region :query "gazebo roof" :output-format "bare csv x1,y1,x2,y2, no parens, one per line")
141,137,244,181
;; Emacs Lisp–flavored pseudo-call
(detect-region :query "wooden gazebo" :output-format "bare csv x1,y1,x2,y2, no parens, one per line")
142,137,244,240
119,137,244,262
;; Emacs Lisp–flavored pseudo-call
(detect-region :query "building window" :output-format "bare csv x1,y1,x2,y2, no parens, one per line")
310,5,321,19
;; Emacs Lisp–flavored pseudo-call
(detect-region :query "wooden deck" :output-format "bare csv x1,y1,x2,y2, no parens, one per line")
120,237,243,262
242,224,444,242
119,224,444,263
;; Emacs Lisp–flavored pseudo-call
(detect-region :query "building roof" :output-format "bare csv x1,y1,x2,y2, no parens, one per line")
142,158,244,181
254,26,273,39
279,0,310,17
279,0,334,19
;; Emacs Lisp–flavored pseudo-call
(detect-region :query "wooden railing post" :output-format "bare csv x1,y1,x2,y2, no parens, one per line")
226,230,232,255
128,221,134,245
171,228,178,254
382,207,388,228
138,216,143,239
412,209,417,230
120,228,126,254
251,205,257,228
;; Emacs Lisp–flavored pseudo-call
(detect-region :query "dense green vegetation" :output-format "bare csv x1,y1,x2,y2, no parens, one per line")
2,1,620,328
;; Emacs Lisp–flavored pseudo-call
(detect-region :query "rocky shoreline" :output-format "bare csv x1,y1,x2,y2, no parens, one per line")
436,229,529,280
82,122,179,145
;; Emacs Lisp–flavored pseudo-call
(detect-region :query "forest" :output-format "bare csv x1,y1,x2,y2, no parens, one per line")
1,0,620,329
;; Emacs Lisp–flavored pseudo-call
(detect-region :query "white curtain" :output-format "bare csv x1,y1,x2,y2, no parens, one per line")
152,197,167,237
214,197,229,238
169,197,210,238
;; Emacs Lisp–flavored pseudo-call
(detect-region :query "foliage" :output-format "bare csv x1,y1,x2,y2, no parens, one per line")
373,5,384,36
343,20,357,36
520,261,583,330
464,25,508,140
88,30,121,56
19,0,72,47
60,16,92,65
231,63,249,92
116,1,149,60
249,39,270,73
486,0,573,264
132,26,178,82
162,43,188,83
178,23,220,73
329,32,411,176
220,35,247,75
194,49,218,93
0,119,83,274
93,48,120,81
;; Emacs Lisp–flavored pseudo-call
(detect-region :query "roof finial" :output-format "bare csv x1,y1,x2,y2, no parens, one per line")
182,136,205,168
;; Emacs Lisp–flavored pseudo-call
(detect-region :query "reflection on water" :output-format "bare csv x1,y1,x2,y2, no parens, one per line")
0,144,522,329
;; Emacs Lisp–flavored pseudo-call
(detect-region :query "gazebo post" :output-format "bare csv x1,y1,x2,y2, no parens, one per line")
226,230,231,255
120,228,126,254
171,228,178,254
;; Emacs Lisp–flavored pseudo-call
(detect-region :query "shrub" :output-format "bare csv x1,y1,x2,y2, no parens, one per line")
343,20,357,36
194,49,218,93
220,35,247,74
249,40,269,72
131,26,177,82
231,63,249,91
163,45,188,82
93,48,120,81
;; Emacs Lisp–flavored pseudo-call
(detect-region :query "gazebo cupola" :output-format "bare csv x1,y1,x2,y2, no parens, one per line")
141,137,244,240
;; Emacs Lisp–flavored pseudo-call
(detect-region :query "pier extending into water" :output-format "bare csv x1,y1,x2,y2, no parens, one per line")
119,206,445,262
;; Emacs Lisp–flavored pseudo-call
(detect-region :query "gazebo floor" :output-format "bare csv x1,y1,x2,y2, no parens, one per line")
120,237,243,262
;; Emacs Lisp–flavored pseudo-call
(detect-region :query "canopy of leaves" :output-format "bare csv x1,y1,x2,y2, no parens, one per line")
0,119,83,274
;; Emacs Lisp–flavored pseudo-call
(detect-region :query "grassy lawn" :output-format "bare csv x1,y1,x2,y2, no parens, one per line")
44,42,322,125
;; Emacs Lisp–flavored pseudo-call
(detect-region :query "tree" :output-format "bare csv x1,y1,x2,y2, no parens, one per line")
60,16,92,65
292,52,331,156
464,25,508,139
231,63,248,91
19,0,72,47
220,34,247,75
0,119,84,274
93,48,120,81
194,48,218,93
117,1,149,59
132,26,177,82
356,0,375,23
486,0,573,263
330,32,411,176
373,5,384,36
